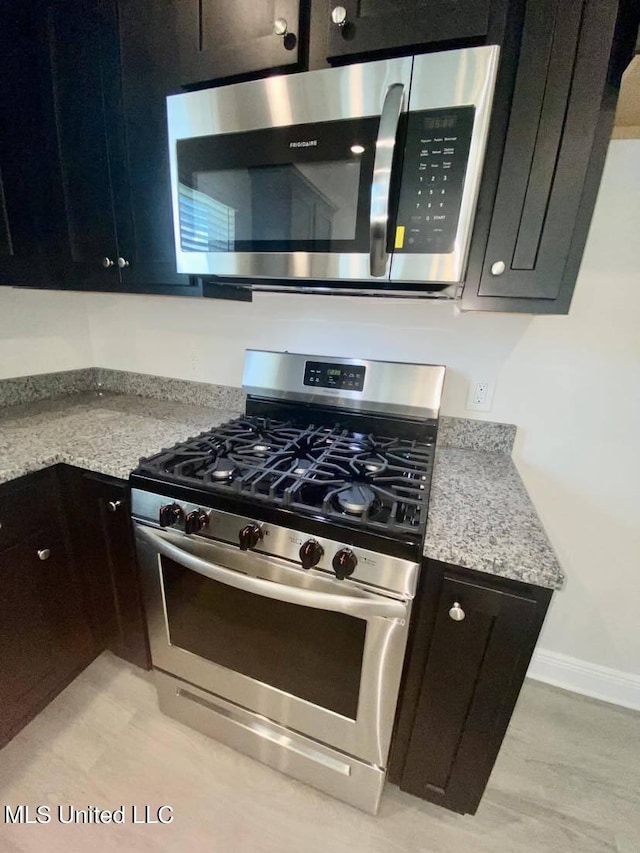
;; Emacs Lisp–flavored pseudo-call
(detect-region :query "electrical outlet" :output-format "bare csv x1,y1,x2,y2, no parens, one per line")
466,379,494,412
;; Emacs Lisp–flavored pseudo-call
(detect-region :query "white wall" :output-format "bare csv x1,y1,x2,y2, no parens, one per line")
0,288,91,379
86,289,533,418
501,141,640,680
2,141,639,692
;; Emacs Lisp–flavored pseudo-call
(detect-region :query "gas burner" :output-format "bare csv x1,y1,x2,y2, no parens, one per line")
353,454,387,476
292,458,313,475
337,484,376,515
251,441,272,454
210,458,237,480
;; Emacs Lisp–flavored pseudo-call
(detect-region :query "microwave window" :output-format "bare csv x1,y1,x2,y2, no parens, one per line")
178,160,362,252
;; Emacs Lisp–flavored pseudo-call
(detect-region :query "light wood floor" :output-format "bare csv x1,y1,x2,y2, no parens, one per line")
0,653,638,852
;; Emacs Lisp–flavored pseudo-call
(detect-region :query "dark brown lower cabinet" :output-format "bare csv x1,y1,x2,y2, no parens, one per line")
59,467,151,670
0,466,150,748
390,560,552,815
0,471,98,747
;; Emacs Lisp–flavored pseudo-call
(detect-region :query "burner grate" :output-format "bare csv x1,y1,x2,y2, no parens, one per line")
136,415,435,541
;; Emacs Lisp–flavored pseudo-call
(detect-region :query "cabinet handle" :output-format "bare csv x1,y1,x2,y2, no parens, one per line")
117,257,130,268
448,601,465,621
490,260,506,276
108,500,123,512
331,5,347,26
102,257,114,268
37,548,51,561
273,17,288,36
273,16,296,49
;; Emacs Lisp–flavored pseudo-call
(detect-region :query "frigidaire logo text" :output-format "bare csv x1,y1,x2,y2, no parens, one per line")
289,140,318,148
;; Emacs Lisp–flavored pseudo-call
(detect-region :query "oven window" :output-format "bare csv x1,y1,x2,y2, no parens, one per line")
176,116,379,254
161,557,366,719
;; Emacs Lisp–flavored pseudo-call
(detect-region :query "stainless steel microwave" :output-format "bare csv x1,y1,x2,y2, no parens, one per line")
167,46,499,296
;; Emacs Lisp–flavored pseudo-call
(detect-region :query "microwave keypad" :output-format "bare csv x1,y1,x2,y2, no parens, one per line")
395,106,475,254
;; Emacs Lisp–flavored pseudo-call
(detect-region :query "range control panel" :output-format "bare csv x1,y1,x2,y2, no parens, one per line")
303,361,366,391
394,106,475,255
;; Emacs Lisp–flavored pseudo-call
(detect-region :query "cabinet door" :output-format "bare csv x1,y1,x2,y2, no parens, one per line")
42,0,121,290
0,531,96,746
61,468,151,670
88,478,150,669
175,0,302,86
115,0,199,294
463,0,629,313
394,568,550,814
0,0,61,287
325,0,490,61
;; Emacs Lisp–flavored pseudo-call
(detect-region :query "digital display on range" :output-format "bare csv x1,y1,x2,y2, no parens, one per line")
304,361,366,391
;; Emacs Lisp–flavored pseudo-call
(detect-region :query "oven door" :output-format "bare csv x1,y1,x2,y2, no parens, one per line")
135,524,411,767
167,56,413,283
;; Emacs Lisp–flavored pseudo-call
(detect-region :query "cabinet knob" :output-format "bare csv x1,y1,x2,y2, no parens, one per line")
331,5,348,26
102,257,114,268
37,548,51,561
273,17,288,36
448,601,465,621
490,260,506,276
108,500,123,512
117,257,130,268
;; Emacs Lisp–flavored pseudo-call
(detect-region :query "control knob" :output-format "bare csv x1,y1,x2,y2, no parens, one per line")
159,503,183,528
185,509,209,535
239,523,263,551
299,539,324,570
332,548,357,580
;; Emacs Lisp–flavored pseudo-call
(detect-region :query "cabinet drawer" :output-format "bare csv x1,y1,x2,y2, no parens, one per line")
0,472,61,552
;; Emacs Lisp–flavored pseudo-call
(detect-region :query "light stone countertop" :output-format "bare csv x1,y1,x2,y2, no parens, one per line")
0,392,241,484
424,448,564,589
0,388,564,591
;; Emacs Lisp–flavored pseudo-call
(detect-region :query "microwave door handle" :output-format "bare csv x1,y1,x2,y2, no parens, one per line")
369,83,405,277
138,526,406,621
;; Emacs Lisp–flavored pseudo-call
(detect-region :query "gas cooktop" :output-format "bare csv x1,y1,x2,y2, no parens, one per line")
134,414,436,544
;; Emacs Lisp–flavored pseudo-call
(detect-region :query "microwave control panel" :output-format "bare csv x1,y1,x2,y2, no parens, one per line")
394,106,475,255
304,361,366,392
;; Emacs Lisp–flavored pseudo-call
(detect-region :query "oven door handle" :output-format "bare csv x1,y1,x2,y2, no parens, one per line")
369,82,405,278
139,527,406,621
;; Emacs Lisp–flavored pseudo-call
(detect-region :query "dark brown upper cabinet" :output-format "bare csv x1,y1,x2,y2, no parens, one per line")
114,0,201,293
325,0,491,62
0,0,66,288
5,0,637,313
40,0,199,295
175,0,304,87
42,0,121,291
462,0,638,312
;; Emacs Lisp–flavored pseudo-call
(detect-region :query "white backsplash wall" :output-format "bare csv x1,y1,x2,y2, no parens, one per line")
86,289,532,419
0,288,91,379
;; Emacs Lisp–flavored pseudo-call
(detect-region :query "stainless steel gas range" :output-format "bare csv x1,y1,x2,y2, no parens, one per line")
131,350,445,813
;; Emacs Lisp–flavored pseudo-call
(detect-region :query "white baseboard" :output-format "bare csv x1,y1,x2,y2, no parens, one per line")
527,649,640,712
